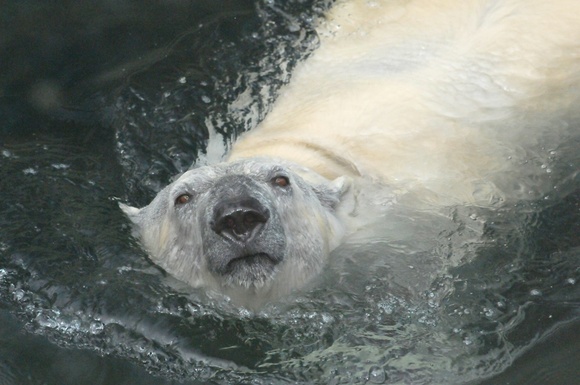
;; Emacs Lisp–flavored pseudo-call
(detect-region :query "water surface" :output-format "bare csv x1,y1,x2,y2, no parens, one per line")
1,1,579,384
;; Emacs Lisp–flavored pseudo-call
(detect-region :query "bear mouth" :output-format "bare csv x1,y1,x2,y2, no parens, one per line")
222,252,281,287
226,252,278,270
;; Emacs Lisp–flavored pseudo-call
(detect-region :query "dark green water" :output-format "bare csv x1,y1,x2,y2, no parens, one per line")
1,1,579,384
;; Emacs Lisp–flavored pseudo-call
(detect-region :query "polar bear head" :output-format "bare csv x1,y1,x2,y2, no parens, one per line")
121,158,349,305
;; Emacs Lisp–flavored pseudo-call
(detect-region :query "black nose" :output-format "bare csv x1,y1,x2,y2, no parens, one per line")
211,197,269,244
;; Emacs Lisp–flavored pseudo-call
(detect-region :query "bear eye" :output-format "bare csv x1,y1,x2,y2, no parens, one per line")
175,193,192,205
272,175,290,188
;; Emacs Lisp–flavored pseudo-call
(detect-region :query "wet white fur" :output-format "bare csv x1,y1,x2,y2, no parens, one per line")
230,0,580,206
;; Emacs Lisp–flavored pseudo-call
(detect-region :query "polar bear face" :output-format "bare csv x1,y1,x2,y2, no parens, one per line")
121,158,348,303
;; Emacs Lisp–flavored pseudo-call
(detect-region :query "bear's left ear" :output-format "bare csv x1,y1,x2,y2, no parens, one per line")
313,176,351,209
119,203,142,225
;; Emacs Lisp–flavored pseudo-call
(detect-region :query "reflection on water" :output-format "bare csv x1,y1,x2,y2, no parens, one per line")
0,1,579,384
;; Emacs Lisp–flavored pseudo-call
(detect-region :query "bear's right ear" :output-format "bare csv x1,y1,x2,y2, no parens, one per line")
119,203,141,225
314,176,351,210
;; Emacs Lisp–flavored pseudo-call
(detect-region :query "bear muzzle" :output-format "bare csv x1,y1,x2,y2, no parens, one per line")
203,176,287,286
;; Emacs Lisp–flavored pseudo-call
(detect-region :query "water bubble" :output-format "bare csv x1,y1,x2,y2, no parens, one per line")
367,366,387,384
68,317,81,332
321,313,334,323
566,278,576,285
287,22,301,33
463,337,473,346
23,167,38,175
35,311,59,329
117,266,132,274
178,77,187,84
13,289,25,301
378,302,393,315
51,163,69,170
201,95,211,104
529,289,542,296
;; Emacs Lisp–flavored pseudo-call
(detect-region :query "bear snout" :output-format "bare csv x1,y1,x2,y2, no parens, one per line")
211,197,270,245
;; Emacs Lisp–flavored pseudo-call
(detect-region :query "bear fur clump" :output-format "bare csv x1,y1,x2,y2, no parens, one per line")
122,0,580,307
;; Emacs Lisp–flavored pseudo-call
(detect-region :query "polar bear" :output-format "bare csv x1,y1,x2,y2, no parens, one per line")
121,0,580,307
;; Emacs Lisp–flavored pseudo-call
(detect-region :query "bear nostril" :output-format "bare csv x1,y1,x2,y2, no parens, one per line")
212,202,269,244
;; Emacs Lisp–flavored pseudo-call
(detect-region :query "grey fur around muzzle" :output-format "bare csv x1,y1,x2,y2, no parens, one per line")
200,175,287,286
